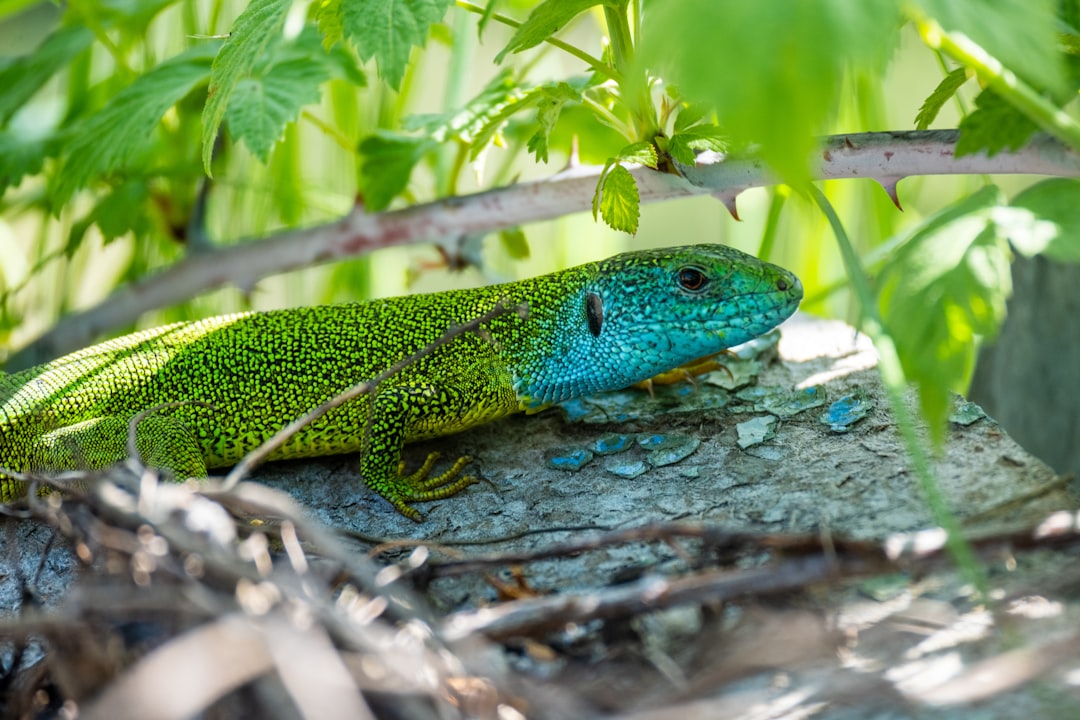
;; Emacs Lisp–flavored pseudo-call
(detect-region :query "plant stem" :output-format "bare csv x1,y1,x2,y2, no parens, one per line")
437,8,475,197
913,14,1080,152
455,0,620,82
12,130,1080,366
301,110,357,155
603,1,656,140
580,94,635,141
809,184,988,599
446,140,469,197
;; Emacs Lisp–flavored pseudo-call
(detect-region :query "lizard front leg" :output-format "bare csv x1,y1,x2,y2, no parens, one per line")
360,383,479,521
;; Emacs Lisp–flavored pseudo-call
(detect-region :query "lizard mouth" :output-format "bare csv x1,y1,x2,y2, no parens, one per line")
637,289,801,340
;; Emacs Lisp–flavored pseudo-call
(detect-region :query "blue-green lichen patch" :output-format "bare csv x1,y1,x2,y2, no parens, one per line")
637,433,701,466
820,391,874,432
595,433,702,478
762,385,827,419
732,384,789,413
646,435,701,466
603,458,649,479
736,415,778,449
702,330,781,391
950,399,987,426
592,432,634,455
545,447,594,471
558,382,730,425
637,433,673,450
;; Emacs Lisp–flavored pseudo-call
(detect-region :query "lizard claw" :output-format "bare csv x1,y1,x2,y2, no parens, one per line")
382,453,479,521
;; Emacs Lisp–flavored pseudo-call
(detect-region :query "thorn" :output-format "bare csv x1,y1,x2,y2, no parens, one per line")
875,176,904,211
564,136,580,171
712,189,742,221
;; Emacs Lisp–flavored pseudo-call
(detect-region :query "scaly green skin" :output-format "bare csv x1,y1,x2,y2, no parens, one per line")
0,245,802,520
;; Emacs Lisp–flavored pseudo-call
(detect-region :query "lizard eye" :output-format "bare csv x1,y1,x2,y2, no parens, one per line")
677,266,708,293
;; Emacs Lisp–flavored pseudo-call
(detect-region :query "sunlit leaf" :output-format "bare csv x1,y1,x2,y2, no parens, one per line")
1005,178,1080,263
0,131,49,197
527,82,579,163
643,0,899,186
495,0,612,62
55,44,217,206
315,0,345,48
913,0,1066,97
914,67,969,130
201,0,291,174
0,25,93,124
408,70,527,146
225,58,327,162
616,140,658,168
955,89,1039,157
358,132,432,210
878,185,1012,439
598,163,639,234
499,227,530,259
341,0,452,89
667,124,726,165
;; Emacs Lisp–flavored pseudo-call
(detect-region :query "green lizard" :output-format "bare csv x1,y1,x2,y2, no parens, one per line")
0,244,801,520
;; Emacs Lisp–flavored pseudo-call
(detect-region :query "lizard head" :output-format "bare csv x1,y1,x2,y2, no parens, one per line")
585,243,802,355
513,243,802,409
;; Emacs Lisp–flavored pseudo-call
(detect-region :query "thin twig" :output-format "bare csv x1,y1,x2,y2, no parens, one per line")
441,511,1080,640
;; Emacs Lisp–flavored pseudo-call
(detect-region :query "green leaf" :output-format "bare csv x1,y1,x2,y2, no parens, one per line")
66,179,151,255
495,0,611,62
598,163,640,234
643,0,900,187
315,0,345,48
616,140,658,168
955,89,1039,157
225,58,327,162
591,158,615,220
527,82,579,163
281,22,367,85
478,0,499,36
667,124,727,166
323,43,368,86
341,0,452,90
358,132,432,210
913,0,1066,98
914,67,969,130
0,131,49,197
878,185,1012,437
499,227,530,259
408,70,528,147
1005,178,1080,263
93,180,151,242
54,44,217,206
201,0,291,174
673,102,709,133
0,25,94,125
548,102,626,164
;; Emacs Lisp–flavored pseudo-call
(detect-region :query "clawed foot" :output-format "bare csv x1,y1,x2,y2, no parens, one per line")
382,452,478,521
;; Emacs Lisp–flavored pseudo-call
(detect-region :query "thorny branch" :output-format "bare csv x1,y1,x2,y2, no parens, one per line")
8,130,1080,369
